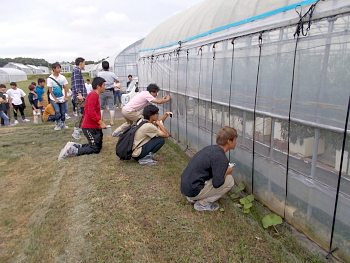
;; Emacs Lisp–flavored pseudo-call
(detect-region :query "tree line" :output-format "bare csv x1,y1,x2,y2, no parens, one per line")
0,57,98,68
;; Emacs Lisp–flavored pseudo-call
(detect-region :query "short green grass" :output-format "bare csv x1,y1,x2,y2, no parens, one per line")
0,119,328,262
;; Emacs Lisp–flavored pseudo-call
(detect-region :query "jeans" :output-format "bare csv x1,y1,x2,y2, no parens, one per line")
114,90,121,106
65,101,68,114
0,110,9,126
72,99,76,112
134,137,165,160
51,100,65,122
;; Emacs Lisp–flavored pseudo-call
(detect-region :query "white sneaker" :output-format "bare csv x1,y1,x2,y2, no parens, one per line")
61,122,69,129
65,114,71,120
14,120,19,125
23,119,30,122
73,111,77,117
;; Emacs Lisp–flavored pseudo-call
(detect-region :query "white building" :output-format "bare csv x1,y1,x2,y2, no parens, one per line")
26,65,42,75
0,68,27,83
3,62,33,75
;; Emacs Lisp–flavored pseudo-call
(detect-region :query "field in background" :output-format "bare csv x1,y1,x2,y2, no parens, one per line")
0,119,330,263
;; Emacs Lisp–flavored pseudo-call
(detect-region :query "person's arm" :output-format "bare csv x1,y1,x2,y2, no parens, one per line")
28,94,36,110
159,112,172,122
63,84,68,102
154,120,169,138
225,167,233,179
98,120,106,129
48,87,58,102
151,94,170,104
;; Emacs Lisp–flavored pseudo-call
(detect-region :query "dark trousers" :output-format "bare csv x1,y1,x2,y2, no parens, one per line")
134,137,165,160
12,104,26,120
77,128,103,156
72,99,76,112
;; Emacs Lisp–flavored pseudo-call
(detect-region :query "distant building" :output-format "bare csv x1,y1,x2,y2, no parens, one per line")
0,68,27,83
60,62,73,73
26,64,42,75
3,62,33,75
83,64,95,74
38,66,49,74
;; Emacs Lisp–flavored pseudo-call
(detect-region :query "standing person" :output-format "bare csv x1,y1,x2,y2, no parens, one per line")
58,77,106,160
71,57,87,139
131,104,171,165
35,78,48,116
113,80,121,108
112,83,170,137
85,79,92,94
0,84,9,126
6,82,30,124
126,75,132,87
47,62,69,131
180,127,237,211
97,61,118,126
28,85,40,123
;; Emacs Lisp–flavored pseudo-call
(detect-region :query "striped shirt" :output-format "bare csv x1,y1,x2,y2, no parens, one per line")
71,66,87,99
81,90,101,129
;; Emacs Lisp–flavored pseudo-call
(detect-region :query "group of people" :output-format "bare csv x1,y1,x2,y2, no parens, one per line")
56,61,237,211
1,56,237,212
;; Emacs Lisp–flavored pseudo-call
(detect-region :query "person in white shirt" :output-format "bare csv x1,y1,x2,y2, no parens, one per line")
47,62,69,131
85,79,92,94
6,82,30,124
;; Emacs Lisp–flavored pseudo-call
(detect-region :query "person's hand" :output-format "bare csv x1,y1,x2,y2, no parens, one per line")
154,120,161,127
166,112,173,118
55,98,59,103
100,122,107,129
64,97,68,102
78,94,83,101
10,104,13,109
226,166,233,175
163,95,170,101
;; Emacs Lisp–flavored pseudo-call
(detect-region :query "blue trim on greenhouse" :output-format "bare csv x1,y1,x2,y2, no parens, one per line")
139,0,318,52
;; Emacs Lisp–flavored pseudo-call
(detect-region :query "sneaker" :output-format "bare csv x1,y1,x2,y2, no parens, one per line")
65,114,71,120
138,153,158,166
60,122,69,129
186,197,196,204
73,111,77,117
54,122,61,131
14,120,19,125
194,201,219,211
73,143,82,148
112,127,122,137
72,129,82,139
58,145,78,161
22,119,30,122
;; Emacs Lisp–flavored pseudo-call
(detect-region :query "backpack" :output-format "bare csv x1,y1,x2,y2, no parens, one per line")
115,119,149,160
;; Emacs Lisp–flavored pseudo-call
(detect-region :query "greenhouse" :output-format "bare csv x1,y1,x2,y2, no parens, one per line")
138,0,350,261
113,38,144,87
3,62,33,75
0,68,27,83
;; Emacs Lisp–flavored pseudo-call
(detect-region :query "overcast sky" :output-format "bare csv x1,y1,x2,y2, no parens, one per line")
0,0,203,63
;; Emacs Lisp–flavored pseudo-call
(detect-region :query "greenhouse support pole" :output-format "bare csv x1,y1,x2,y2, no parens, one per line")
210,43,217,144
228,39,235,160
326,94,350,259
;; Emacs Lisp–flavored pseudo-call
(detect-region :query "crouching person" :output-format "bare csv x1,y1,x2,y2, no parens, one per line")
181,127,237,211
58,77,106,160
132,104,170,165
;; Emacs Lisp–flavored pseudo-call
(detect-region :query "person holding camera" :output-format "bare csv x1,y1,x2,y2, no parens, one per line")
180,127,237,211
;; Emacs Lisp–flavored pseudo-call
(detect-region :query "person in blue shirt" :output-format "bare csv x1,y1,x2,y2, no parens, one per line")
35,78,47,115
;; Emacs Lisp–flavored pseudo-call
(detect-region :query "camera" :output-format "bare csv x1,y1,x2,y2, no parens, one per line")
169,113,173,118
228,162,236,168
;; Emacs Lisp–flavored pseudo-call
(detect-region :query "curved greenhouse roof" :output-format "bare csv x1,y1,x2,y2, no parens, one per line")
0,68,27,83
140,0,350,54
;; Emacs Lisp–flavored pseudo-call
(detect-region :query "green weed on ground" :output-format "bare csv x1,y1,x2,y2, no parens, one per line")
0,120,327,262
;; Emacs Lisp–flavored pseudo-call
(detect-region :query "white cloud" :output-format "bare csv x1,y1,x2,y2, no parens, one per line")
103,12,130,23
70,19,91,27
71,5,97,15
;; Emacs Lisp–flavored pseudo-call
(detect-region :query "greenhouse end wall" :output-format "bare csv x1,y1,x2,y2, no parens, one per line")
138,14,350,262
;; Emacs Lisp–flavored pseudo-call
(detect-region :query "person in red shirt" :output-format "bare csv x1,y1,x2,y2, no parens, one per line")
58,77,107,160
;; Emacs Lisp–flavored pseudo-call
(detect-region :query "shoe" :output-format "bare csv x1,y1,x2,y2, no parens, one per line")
23,119,30,122
73,111,77,117
138,153,158,166
73,143,82,148
72,128,82,139
194,201,219,211
14,120,19,125
58,145,78,161
186,197,196,204
112,127,122,137
60,122,69,129
54,121,61,131
65,114,71,120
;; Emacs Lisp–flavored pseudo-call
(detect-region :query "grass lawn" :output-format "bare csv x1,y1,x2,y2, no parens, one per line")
0,118,329,263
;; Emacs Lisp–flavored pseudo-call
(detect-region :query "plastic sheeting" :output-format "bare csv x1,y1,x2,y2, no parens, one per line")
114,39,144,88
0,68,27,83
138,11,350,262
